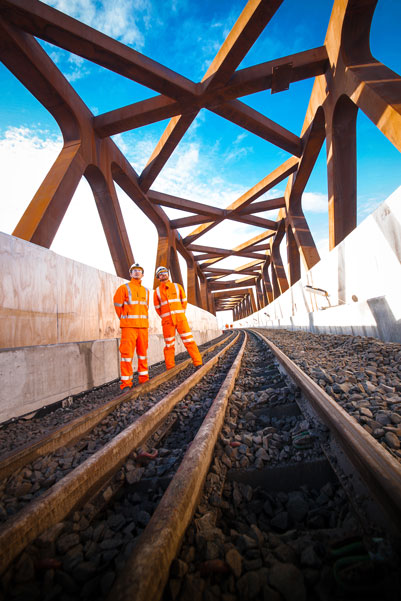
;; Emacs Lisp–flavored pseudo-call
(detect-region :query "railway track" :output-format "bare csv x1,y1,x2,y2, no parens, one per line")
0,332,241,574
0,333,233,482
1,329,400,601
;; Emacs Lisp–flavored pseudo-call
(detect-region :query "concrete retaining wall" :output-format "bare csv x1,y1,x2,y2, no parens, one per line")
0,234,220,422
234,186,401,342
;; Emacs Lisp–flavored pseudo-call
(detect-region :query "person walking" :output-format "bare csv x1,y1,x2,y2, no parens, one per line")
113,263,149,391
154,266,202,370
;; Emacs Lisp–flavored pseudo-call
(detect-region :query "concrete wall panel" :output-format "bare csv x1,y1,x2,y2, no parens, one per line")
0,234,221,422
235,186,401,342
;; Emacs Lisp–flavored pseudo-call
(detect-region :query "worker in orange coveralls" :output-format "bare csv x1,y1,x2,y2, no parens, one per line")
154,266,202,370
113,263,149,391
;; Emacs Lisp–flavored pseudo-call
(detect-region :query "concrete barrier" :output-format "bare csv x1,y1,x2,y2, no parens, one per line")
234,186,401,343
0,234,220,422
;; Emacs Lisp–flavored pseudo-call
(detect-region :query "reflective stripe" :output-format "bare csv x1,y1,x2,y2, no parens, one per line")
181,297,187,303
114,302,123,307
170,310,185,315
138,370,148,376
154,304,161,309
138,355,146,360
121,357,132,362
164,336,175,342
125,283,149,306
125,283,132,304
165,342,175,348
174,283,180,298
160,300,169,306
180,332,193,338
124,300,148,306
124,315,148,319
121,375,132,381
183,337,195,343
156,287,161,302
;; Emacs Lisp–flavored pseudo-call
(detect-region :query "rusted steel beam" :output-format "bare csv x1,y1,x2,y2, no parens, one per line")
327,95,358,249
242,243,270,252
286,218,301,286
86,166,134,277
212,288,254,298
262,260,273,304
236,197,286,214
197,252,266,261
284,108,325,271
138,0,284,198
202,268,260,277
94,46,328,138
210,278,256,290
12,143,84,247
225,46,328,100
0,0,197,100
235,259,264,272
138,112,198,193
155,190,279,231
0,16,183,281
212,100,302,155
229,213,277,229
197,232,274,270
183,157,298,246
148,190,223,218
170,215,218,229
337,0,401,153
270,218,289,295
200,0,283,90
271,61,293,94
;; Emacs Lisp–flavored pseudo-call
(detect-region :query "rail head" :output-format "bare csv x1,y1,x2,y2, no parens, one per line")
250,328,401,533
0,332,241,575
108,333,247,601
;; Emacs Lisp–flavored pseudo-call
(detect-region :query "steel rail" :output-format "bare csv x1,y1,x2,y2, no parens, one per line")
251,329,401,533
0,334,233,481
109,334,247,601
0,333,240,574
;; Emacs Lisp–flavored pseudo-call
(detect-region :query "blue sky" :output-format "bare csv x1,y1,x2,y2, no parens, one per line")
1,0,400,322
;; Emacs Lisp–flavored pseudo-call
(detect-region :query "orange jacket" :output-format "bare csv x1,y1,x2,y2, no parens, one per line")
154,280,187,325
114,279,149,328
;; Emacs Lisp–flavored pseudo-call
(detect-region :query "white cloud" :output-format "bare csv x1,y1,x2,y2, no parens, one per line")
302,191,328,213
0,126,157,283
43,0,151,49
1,127,329,289
0,127,63,234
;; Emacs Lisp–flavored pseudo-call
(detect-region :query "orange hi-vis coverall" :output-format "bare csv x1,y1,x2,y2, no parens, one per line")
153,280,202,369
113,279,149,387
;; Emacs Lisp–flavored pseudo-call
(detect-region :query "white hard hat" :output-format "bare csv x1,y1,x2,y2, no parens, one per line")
130,262,144,273
155,266,169,277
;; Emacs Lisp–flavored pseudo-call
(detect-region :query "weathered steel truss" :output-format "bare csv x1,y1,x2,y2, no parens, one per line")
1,0,400,317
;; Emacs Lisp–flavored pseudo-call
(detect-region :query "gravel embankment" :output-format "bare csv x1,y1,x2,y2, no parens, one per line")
165,332,400,601
0,333,229,455
0,335,230,523
1,336,244,601
258,329,401,462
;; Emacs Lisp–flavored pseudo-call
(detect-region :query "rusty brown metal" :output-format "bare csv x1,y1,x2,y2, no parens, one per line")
0,334,232,482
108,334,247,601
0,333,239,575
255,330,401,533
1,0,400,317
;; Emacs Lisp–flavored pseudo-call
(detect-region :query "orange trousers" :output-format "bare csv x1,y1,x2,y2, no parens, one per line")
119,327,149,388
162,317,202,369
